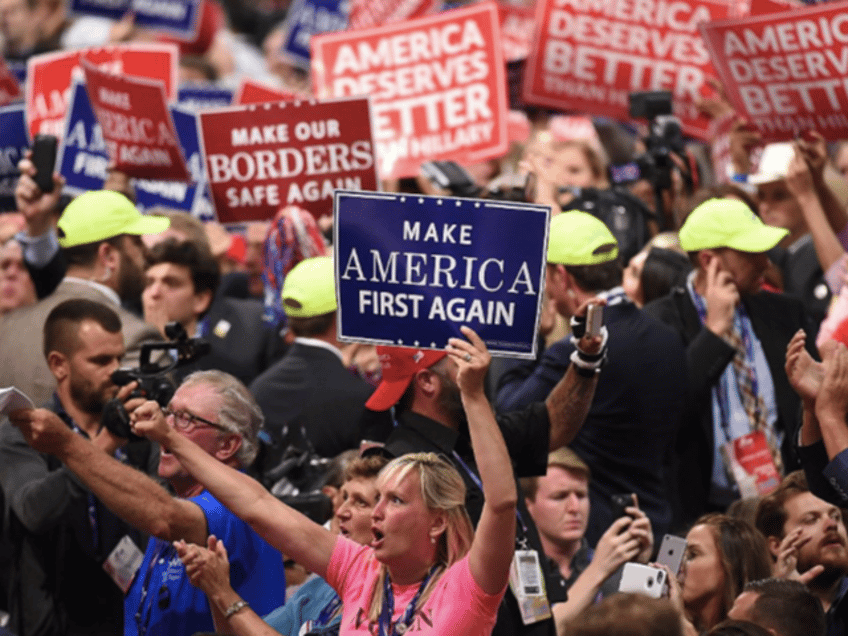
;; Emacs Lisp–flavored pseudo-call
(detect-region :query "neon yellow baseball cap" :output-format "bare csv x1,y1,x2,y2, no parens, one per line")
679,198,788,253
547,211,619,265
282,256,337,318
57,190,170,248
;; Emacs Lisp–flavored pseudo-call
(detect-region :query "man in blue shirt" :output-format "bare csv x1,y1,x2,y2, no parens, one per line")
10,368,286,636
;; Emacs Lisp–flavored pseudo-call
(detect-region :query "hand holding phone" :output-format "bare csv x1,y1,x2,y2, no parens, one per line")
610,493,636,522
586,303,603,338
618,562,666,599
31,134,58,193
655,535,687,576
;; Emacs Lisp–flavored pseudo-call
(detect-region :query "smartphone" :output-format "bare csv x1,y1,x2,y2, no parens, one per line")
586,304,603,337
610,493,636,521
655,534,687,576
618,562,665,599
31,134,58,193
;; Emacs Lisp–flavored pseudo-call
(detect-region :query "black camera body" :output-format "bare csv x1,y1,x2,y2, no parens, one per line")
101,322,211,438
626,91,688,228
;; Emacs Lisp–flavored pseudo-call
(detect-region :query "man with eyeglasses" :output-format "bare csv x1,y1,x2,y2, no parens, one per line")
8,350,286,635
1,298,158,636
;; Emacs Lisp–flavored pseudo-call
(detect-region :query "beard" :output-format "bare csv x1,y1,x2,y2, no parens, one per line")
117,249,146,304
69,376,110,415
798,533,848,589
435,370,467,428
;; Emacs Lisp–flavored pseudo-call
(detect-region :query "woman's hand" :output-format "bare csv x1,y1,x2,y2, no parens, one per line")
175,535,233,598
446,325,491,399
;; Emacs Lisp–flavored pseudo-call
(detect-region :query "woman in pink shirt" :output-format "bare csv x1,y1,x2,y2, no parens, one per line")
132,326,517,636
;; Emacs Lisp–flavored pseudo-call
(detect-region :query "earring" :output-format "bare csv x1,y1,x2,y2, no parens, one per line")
99,266,113,282
431,536,436,544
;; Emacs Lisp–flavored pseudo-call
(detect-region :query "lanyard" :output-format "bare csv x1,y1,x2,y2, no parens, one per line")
67,420,101,550
378,566,437,636
451,450,529,545
316,593,342,626
134,539,173,636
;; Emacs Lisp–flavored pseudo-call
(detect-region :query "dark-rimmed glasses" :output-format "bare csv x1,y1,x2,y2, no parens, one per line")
162,407,229,434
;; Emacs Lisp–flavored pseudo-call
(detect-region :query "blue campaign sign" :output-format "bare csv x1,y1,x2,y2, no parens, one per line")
334,190,550,359
135,105,204,214
177,84,233,111
132,0,202,40
70,0,201,39
280,0,348,69
70,0,129,21
7,60,26,89
0,104,28,211
57,82,108,195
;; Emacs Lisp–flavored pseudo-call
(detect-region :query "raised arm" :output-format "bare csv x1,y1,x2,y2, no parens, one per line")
814,343,848,461
547,298,604,449
9,406,209,545
785,144,845,275
131,400,337,579
447,326,517,595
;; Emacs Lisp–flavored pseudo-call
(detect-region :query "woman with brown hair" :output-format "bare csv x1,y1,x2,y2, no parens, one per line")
678,513,773,633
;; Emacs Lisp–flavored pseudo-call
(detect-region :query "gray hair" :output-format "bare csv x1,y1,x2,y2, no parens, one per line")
181,370,263,466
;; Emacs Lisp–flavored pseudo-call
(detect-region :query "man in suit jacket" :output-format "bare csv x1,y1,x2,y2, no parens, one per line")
643,197,816,528
250,257,392,468
142,238,285,387
0,190,166,405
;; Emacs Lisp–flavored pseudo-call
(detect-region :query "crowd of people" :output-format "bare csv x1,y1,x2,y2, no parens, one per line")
1,1,848,636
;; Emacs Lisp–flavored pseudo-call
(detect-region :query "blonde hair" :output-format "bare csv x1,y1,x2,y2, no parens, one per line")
366,452,473,622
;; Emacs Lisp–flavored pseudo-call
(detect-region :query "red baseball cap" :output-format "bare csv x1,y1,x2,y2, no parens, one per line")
365,346,447,411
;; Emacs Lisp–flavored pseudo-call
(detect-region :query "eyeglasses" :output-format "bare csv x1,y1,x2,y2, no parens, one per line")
162,407,229,434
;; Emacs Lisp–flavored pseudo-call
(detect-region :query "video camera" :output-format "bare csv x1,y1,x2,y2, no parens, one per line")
420,160,532,202
101,322,210,438
609,91,688,229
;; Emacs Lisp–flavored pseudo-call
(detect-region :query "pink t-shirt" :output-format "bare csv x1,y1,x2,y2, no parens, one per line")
325,535,505,635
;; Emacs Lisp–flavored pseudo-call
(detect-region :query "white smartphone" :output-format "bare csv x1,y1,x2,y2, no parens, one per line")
655,534,687,577
586,303,603,337
618,562,666,599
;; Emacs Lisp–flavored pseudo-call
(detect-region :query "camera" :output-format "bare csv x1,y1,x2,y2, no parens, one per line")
101,322,211,438
420,161,483,198
622,91,689,230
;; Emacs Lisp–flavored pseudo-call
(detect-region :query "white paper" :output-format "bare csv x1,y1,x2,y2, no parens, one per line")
0,387,36,415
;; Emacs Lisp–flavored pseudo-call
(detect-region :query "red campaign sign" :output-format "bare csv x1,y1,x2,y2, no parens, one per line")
347,0,442,31
499,3,536,62
522,0,733,140
198,97,378,223
83,61,189,181
700,1,848,141
748,0,796,14
0,59,21,107
312,3,509,180
26,43,178,141
235,78,308,105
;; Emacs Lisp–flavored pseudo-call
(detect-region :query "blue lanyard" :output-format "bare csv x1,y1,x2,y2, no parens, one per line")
316,593,342,625
378,566,437,636
451,450,529,542
67,420,101,550
134,539,173,636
